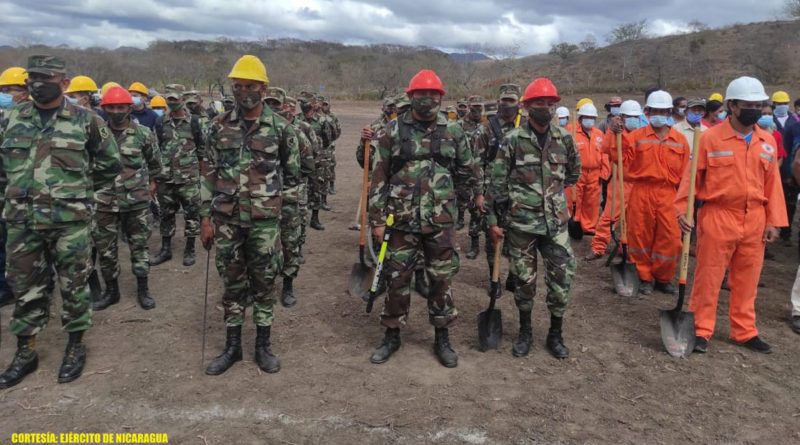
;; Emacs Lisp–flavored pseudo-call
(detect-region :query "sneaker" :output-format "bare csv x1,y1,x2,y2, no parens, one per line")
693,336,708,353
639,280,654,295
654,281,677,295
735,336,772,354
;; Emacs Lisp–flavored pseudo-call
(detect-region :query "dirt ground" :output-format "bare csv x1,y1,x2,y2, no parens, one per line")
1,101,799,444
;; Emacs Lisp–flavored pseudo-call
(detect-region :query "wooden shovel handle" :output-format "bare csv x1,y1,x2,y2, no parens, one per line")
358,138,371,246
679,127,701,283
491,237,503,282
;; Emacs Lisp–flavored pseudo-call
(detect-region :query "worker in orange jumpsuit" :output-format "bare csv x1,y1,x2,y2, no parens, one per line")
676,76,787,354
565,103,606,235
587,100,642,260
611,90,689,295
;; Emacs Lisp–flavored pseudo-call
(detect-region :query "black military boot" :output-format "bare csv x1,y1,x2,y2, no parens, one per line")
280,277,297,308
512,310,532,357
87,269,102,305
206,326,243,375
298,246,306,265
465,236,480,260
546,315,569,359
321,196,331,211
370,327,401,364
414,268,430,298
255,326,281,373
136,276,156,310
150,236,172,265
455,209,465,230
183,237,196,266
433,327,458,368
58,331,87,383
310,210,325,230
0,335,38,389
329,181,336,195
92,279,120,311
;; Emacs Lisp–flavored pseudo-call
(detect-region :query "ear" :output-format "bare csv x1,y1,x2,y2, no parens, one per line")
61,77,71,92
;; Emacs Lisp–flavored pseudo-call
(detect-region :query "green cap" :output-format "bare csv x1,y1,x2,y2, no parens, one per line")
382,96,396,107
498,84,521,100
165,84,186,100
298,91,315,103
468,95,485,106
183,90,201,104
284,96,297,108
266,87,286,104
27,55,66,76
395,94,410,110
457,97,468,107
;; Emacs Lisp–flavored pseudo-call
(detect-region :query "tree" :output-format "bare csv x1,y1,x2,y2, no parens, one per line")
784,0,800,18
606,20,648,44
579,34,597,52
549,42,579,60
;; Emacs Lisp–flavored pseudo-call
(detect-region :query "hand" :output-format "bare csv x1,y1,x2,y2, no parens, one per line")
149,179,157,196
489,225,504,244
372,225,385,240
200,217,215,250
763,226,779,243
475,194,485,213
361,126,374,141
610,115,623,134
677,214,694,233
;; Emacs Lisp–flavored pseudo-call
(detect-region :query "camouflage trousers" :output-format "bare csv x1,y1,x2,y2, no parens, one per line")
298,182,309,247
214,219,282,327
280,201,301,279
309,158,330,210
328,145,336,182
156,181,201,238
380,228,460,328
93,207,152,282
7,222,92,336
0,221,7,288
506,227,576,317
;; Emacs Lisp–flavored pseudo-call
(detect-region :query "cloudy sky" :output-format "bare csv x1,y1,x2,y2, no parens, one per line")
0,0,787,55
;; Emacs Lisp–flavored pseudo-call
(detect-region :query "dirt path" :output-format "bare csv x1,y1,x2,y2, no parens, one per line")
1,101,799,444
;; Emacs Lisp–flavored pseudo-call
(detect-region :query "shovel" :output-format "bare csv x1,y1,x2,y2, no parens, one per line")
478,240,504,351
349,138,374,300
605,164,619,267
610,132,640,297
659,128,700,358
366,214,394,313
567,112,583,240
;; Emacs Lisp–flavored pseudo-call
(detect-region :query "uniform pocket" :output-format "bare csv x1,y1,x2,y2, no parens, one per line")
387,185,414,223
51,140,88,172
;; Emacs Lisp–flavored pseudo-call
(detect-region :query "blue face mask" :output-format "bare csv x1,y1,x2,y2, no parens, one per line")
717,111,727,120
610,106,620,116
667,116,675,126
687,112,703,124
624,117,640,131
153,109,164,117
132,96,142,107
65,96,78,105
582,118,595,129
0,93,13,108
677,107,686,117
650,115,669,128
757,115,774,129
774,104,789,117
558,118,567,126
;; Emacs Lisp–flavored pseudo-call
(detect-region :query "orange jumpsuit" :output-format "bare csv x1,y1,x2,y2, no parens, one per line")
675,121,787,342
566,126,607,234
591,128,633,256
612,125,689,283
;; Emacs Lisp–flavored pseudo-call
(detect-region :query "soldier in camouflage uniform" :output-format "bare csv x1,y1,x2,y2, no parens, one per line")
298,92,333,230
201,55,300,375
185,90,211,136
92,86,163,311
265,87,316,307
485,78,580,360
456,98,468,120
320,96,341,195
455,95,483,231
150,84,204,267
0,55,121,388
368,69,478,368
356,96,396,174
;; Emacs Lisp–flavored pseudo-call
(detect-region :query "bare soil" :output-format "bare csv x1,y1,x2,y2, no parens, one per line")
1,101,799,444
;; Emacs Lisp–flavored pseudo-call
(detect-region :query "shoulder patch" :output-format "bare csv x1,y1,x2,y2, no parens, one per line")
762,143,775,154
99,126,111,139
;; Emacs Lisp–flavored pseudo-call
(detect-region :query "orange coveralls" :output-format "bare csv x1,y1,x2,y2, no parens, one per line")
566,126,607,234
612,124,689,283
675,121,787,342
591,128,633,256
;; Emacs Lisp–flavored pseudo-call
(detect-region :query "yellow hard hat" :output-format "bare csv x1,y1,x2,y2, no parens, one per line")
227,55,268,83
150,96,167,108
128,81,149,96
576,97,593,110
772,91,790,103
708,92,723,102
0,67,28,87
101,82,121,98
65,75,98,94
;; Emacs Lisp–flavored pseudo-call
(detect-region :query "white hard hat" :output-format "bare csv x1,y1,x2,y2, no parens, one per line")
577,103,598,117
619,100,642,117
556,106,569,118
645,90,672,109
725,76,769,102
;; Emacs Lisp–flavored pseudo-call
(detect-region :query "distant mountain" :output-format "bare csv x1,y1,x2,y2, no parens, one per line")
448,52,490,63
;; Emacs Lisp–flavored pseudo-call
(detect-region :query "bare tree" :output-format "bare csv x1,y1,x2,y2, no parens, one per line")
784,0,800,17
549,42,579,60
607,20,648,44
579,34,597,51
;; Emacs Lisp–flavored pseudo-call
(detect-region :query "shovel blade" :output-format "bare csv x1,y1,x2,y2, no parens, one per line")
659,309,696,358
611,262,640,297
477,309,502,351
349,263,375,301
568,218,584,240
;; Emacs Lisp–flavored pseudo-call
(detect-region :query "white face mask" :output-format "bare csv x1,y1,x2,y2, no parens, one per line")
581,118,595,129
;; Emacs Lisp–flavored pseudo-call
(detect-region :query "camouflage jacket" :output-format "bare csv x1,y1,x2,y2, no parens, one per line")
368,111,478,233
457,117,483,149
155,111,203,184
357,115,391,172
323,111,341,144
474,115,517,195
0,99,121,228
98,120,162,213
285,118,317,204
202,106,300,225
485,122,581,236
298,113,334,150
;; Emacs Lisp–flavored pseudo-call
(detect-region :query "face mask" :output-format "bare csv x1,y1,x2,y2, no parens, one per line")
581,118,595,129
411,96,440,120
757,115,774,129
300,103,313,114
528,108,552,127
667,116,675,126
0,93,15,108
27,80,62,104
558,118,568,126
716,111,727,120
234,89,262,110
167,101,183,112
499,104,518,119
469,108,483,120
153,109,164,117
132,96,142,107
774,104,789,117
65,96,78,105
624,117,640,131
457,109,467,119
687,112,703,124
107,111,129,126
649,115,669,128
677,107,686,117
736,108,761,127
610,106,620,116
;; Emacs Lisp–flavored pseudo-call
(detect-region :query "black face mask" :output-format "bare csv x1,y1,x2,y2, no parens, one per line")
528,107,552,127
234,89,262,110
107,111,129,126
499,104,519,119
736,107,762,127
469,107,482,120
27,80,62,104
411,97,440,120
301,103,313,114
457,109,468,119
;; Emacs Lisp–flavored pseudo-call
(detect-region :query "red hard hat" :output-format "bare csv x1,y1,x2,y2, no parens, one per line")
101,86,134,106
523,78,561,102
406,69,445,96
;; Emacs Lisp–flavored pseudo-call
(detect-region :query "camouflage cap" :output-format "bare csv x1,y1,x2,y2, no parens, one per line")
457,97,468,107
183,90,202,104
483,100,498,115
284,96,297,108
315,94,325,102
382,96,396,107
395,94,410,110
687,98,706,109
27,55,66,76
498,84,521,100
165,84,186,99
468,95,485,106
445,106,456,113
298,91,316,103
265,87,286,104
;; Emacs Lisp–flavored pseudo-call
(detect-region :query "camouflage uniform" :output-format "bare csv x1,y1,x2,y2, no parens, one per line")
320,96,341,189
368,110,478,328
202,105,300,327
484,121,580,317
455,95,484,230
94,121,162,282
283,95,318,258
356,99,394,173
297,93,334,212
0,95,121,336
